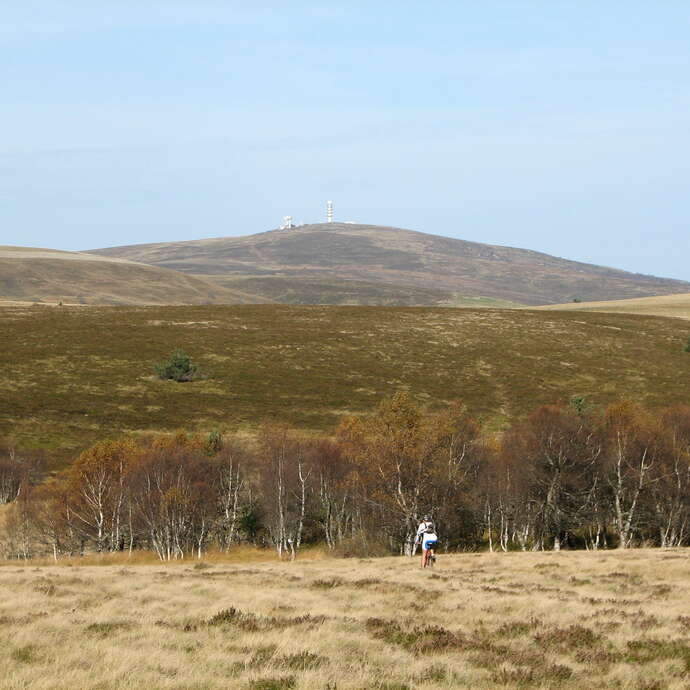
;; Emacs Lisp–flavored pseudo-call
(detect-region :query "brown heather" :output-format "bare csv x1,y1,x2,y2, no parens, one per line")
1,304,689,467
1,549,690,689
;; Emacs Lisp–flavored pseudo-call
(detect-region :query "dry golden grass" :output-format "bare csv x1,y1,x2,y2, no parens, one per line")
1,549,689,689
539,293,690,320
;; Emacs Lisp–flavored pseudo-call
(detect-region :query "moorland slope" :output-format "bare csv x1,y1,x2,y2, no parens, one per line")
539,292,690,320
2,304,689,466
89,223,690,305
0,247,262,305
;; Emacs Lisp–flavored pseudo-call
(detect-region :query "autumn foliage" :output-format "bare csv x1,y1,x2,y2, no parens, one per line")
2,394,690,560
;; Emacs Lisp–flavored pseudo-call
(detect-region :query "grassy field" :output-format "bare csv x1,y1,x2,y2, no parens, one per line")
1,549,689,688
2,304,690,467
538,293,690,321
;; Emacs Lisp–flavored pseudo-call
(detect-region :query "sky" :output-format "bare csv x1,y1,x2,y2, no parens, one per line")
1,1,689,280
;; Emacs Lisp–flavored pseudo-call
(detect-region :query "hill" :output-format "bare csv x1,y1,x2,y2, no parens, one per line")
88,223,690,306
1,304,688,467
0,247,263,305
538,292,690,320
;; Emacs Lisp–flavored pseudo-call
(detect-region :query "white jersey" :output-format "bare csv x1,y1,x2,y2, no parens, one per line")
416,521,433,541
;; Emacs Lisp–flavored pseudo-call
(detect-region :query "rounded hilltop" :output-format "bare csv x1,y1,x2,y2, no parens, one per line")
87,222,690,307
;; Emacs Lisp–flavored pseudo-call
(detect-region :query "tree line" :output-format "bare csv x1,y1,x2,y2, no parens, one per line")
1,393,689,560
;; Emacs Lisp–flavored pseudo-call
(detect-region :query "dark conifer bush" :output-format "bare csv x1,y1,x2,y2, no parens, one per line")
154,349,202,382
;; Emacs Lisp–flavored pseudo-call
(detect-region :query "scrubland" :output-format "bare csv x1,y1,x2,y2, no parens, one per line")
2,304,690,466
1,549,689,689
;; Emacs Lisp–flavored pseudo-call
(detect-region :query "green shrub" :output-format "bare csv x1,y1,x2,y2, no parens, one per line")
154,349,202,382
684,337,690,353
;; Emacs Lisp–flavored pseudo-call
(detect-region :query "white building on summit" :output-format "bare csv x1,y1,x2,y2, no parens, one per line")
279,202,335,229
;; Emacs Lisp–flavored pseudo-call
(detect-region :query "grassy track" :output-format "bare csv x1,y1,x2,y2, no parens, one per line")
2,304,689,467
1,549,689,688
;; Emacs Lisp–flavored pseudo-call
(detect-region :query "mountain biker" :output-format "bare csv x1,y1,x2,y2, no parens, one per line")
421,523,438,569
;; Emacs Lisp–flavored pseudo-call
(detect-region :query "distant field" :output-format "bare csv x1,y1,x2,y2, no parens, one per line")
1,549,689,688
2,304,689,467
540,293,690,320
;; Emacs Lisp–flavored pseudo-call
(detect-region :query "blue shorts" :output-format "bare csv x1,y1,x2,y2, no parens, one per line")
423,540,437,551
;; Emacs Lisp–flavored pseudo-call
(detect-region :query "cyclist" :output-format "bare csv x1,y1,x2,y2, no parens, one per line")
414,515,433,557
415,515,433,548
421,523,438,569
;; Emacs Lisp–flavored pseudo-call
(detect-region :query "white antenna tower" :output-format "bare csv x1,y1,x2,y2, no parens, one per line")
280,215,293,230
326,200,334,223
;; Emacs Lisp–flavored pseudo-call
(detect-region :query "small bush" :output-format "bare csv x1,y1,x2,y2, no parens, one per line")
684,337,690,353
154,349,203,382
495,619,542,638
85,621,133,637
205,607,326,632
247,677,295,690
281,651,324,670
534,624,600,651
310,577,344,589
626,638,690,670
11,645,41,664
207,607,259,631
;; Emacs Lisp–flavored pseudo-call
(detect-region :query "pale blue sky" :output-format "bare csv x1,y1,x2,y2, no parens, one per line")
2,1,689,279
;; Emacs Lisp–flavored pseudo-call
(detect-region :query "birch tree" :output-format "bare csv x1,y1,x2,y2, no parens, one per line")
651,407,690,547
602,402,660,549
259,426,311,558
339,392,443,553
65,440,136,552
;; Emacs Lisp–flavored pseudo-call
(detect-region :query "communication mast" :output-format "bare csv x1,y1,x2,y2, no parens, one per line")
280,216,294,230
326,200,334,223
